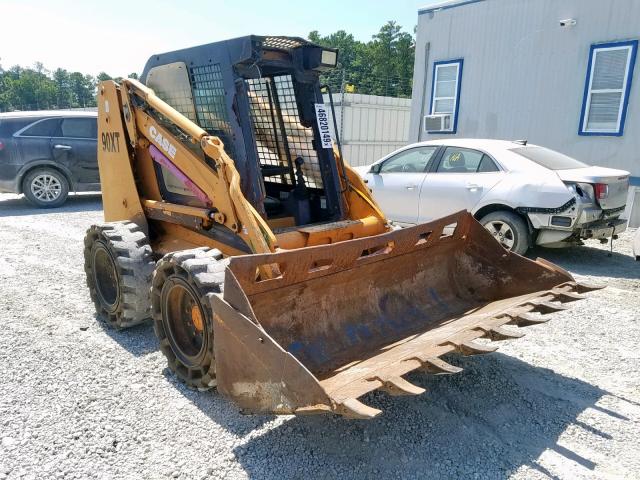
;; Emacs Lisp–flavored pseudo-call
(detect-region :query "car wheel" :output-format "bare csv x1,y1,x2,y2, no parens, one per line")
480,211,530,255
22,168,69,208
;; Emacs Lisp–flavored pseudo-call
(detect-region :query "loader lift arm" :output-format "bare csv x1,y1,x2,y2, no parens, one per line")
99,78,276,256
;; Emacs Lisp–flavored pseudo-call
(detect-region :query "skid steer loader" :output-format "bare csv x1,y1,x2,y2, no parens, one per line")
84,35,599,419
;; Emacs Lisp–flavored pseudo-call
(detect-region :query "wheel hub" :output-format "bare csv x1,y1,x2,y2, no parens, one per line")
92,242,120,312
161,276,208,367
31,174,61,202
191,305,204,332
484,221,515,250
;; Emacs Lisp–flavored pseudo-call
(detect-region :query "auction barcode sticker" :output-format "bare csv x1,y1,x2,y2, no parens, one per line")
314,103,334,149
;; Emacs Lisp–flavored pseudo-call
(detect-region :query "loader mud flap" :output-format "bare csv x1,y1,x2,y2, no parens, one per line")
210,211,601,418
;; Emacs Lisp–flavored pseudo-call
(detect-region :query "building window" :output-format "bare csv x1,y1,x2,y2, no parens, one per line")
579,40,638,136
428,59,463,134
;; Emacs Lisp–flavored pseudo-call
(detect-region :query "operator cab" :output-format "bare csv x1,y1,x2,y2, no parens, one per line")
141,36,341,230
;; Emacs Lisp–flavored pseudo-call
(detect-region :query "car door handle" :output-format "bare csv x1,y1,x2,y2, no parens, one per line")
466,183,481,190
405,184,418,190
53,144,72,150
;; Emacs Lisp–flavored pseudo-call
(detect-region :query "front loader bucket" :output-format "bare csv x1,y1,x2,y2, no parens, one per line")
210,211,600,418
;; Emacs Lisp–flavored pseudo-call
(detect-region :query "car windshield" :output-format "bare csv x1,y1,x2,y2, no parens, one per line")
510,146,587,170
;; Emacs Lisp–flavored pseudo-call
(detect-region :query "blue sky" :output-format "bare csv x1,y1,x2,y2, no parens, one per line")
1,0,439,76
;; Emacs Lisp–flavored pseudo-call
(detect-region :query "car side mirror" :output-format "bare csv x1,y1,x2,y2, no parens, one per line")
370,163,381,174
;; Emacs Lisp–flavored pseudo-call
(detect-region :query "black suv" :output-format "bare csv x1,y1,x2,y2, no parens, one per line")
0,111,99,207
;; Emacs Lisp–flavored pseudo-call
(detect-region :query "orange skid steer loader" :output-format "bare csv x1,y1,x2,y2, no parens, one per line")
84,36,598,418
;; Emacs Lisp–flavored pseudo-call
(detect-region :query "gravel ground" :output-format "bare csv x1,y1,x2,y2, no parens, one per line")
0,192,638,480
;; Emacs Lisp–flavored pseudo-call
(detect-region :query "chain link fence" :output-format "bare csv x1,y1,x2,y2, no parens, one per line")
322,69,413,99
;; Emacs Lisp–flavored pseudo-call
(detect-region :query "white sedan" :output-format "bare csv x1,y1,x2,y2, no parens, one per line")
355,139,629,254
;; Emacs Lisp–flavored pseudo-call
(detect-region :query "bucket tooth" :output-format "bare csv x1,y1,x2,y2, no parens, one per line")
575,282,605,293
336,398,382,419
529,300,568,314
447,340,498,356
479,325,525,341
506,312,550,327
552,290,586,302
371,375,425,396
415,356,463,375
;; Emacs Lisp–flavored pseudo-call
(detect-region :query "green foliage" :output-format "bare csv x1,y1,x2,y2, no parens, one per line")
96,72,112,83
0,21,414,112
0,62,101,112
310,21,415,98
0,63,136,112
96,71,139,84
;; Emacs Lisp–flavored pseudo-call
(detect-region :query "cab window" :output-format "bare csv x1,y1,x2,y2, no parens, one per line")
379,147,438,174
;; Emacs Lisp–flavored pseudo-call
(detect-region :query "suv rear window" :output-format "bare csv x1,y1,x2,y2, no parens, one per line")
19,118,61,137
61,117,97,139
510,146,587,170
0,118,36,137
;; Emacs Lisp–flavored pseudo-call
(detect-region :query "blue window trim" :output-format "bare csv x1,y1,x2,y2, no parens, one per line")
578,39,638,137
428,58,463,134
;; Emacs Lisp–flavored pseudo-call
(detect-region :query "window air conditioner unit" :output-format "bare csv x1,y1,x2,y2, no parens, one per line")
424,114,452,132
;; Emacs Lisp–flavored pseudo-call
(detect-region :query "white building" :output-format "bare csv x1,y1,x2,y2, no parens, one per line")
409,0,640,188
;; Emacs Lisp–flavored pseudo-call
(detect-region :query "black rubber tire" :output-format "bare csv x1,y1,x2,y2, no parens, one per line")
480,210,530,255
84,222,155,329
22,167,70,208
151,248,229,390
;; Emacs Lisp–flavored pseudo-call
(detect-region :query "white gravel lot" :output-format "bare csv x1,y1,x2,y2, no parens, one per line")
0,192,638,480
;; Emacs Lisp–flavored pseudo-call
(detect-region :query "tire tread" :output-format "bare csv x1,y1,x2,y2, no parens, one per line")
151,248,229,389
84,221,155,329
